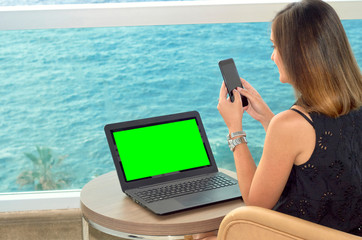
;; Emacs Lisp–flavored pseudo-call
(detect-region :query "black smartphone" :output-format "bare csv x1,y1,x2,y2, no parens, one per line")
218,58,248,106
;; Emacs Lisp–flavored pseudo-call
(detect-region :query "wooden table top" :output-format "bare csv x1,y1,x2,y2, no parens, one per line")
80,169,244,236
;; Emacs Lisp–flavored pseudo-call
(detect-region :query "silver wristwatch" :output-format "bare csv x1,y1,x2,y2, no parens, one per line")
228,134,247,152
227,131,246,140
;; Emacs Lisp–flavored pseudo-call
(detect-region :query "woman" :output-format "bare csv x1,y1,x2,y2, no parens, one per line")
216,0,361,237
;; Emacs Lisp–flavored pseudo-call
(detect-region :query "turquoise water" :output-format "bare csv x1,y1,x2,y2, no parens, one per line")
0,20,361,192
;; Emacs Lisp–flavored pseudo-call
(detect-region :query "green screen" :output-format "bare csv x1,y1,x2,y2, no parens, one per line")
113,119,211,181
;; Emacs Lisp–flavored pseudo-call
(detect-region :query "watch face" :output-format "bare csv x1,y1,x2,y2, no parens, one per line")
228,136,247,151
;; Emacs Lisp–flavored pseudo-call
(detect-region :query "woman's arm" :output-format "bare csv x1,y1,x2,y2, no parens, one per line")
218,82,308,208
234,112,299,207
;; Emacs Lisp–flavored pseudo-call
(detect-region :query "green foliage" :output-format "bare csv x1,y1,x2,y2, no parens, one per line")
17,146,70,190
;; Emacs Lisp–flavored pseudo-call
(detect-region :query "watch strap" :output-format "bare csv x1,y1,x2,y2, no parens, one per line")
227,130,246,140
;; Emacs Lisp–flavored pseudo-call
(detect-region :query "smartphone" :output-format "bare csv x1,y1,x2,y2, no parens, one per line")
218,58,248,106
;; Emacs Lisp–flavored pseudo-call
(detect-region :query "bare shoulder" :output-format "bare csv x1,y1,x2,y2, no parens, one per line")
268,109,310,132
267,107,315,165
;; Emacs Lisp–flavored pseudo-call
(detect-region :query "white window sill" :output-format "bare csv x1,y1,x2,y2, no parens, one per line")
0,190,80,212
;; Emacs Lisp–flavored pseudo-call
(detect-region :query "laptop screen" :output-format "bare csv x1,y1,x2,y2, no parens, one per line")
112,118,211,182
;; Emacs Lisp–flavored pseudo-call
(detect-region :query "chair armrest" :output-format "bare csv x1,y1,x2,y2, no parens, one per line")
217,206,359,240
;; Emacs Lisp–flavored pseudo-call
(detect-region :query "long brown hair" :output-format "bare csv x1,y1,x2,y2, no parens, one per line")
272,0,362,117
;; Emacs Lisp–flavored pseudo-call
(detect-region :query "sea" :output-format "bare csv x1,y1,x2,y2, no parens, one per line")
0,0,361,192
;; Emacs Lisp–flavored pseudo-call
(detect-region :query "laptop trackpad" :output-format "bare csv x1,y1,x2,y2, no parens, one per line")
176,194,213,207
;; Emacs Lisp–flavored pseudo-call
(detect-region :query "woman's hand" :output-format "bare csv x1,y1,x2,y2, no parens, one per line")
217,82,244,133
238,78,274,131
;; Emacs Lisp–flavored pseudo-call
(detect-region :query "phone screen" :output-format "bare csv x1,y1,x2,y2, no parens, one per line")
219,58,248,106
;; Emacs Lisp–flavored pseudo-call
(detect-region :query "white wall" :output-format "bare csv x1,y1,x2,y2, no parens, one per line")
0,1,361,30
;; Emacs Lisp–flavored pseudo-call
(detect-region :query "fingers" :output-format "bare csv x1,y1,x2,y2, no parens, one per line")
237,87,253,100
240,77,257,93
219,82,228,101
219,82,243,106
233,89,241,103
240,77,251,88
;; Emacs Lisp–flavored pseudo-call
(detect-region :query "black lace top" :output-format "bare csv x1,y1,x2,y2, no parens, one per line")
273,107,362,236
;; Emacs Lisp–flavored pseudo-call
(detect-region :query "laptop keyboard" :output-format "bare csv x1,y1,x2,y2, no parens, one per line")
135,175,238,203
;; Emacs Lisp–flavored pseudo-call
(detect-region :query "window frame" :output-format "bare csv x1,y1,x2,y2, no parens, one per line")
0,0,361,212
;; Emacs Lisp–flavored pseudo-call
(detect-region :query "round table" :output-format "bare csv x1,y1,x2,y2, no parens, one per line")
80,169,244,239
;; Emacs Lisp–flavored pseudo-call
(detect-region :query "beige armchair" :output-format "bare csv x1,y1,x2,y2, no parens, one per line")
217,206,360,240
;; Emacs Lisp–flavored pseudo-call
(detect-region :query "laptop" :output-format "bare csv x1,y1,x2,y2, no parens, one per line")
104,111,242,215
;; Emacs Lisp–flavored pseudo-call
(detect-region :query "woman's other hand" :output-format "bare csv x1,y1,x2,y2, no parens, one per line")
217,82,244,133
238,78,274,131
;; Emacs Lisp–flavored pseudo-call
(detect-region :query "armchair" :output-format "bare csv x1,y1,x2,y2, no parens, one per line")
217,206,360,240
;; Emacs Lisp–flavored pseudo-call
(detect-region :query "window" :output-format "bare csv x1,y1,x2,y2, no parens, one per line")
0,1,361,194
